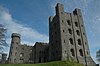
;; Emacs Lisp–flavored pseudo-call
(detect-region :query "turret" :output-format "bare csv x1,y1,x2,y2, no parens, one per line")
55,3,64,16
1,53,7,64
8,33,21,63
11,33,21,44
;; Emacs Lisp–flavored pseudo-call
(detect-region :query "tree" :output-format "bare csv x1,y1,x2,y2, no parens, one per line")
0,24,8,61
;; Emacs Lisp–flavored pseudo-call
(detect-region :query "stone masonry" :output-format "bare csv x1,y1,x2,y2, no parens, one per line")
7,3,97,66
49,3,96,66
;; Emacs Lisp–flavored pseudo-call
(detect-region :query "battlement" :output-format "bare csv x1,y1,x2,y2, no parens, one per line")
11,33,20,38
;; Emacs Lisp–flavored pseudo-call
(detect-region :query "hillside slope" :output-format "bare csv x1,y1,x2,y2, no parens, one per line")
0,61,84,66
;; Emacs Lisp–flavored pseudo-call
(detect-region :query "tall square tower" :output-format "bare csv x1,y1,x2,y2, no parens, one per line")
49,3,96,66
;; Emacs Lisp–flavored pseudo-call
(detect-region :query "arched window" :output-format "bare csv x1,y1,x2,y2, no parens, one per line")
76,30,80,36
70,49,75,56
69,38,73,45
68,29,72,34
64,40,65,43
75,22,78,27
77,39,81,45
14,59,16,63
67,20,71,25
63,30,65,32
79,49,83,56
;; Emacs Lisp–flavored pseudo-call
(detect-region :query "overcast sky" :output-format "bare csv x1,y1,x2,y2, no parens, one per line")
0,0,100,63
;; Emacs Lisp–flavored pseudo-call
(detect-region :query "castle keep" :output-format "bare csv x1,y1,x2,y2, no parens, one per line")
8,3,96,66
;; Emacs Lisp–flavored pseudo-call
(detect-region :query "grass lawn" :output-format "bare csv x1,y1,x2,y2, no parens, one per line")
0,61,84,66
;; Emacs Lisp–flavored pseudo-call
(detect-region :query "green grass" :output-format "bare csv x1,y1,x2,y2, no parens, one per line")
0,61,84,66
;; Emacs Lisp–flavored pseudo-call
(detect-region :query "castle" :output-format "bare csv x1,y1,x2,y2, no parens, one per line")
7,3,96,66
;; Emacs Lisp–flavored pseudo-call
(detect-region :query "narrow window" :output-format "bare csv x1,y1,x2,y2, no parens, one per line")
75,22,78,27
87,51,89,55
69,38,73,45
12,46,13,49
54,23,56,27
62,20,64,23
70,49,75,56
79,49,83,56
68,29,72,34
76,30,80,36
63,30,65,32
16,42,18,44
67,20,71,25
83,32,85,35
78,39,81,45
51,34,53,38
85,42,87,45
22,48,24,50
81,25,83,27
11,52,12,55
65,51,67,54
56,40,57,44
64,40,65,43
55,32,57,35
14,59,16,63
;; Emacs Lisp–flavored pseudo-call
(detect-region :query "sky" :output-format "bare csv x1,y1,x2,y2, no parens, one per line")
0,0,100,63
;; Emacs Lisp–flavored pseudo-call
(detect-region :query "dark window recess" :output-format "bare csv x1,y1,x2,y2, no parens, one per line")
64,40,65,43
78,39,81,45
63,30,65,32
83,32,85,35
85,42,87,45
22,48,24,50
16,42,18,44
55,32,57,35
11,52,12,55
56,51,58,54
14,59,16,63
71,49,75,56
79,49,83,56
56,40,57,44
51,34,53,38
62,20,64,23
12,42,14,44
54,23,56,27
16,47,17,49
69,38,73,45
65,51,67,54
75,22,78,27
68,29,72,34
76,30,80,36
67,20,71,25
81,25,83,27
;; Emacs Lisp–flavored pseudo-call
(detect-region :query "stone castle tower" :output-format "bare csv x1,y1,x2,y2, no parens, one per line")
7,3,97,66
1,53,7,64
49,3,96,66
8,33,32,63
8,33,21,63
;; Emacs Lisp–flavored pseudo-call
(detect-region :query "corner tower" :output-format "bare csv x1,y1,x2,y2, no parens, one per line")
1,53,7,64
8,33,21,63
49,3,96,66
